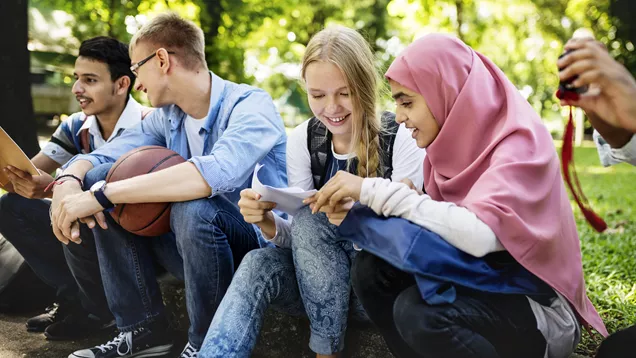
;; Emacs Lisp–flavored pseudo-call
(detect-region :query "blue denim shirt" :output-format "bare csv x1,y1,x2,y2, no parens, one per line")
64,72,288,206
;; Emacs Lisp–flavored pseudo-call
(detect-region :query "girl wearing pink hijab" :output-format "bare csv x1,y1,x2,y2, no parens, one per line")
309,34,607,358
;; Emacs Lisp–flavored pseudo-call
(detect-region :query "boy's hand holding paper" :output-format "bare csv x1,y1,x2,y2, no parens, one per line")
3,166,54,199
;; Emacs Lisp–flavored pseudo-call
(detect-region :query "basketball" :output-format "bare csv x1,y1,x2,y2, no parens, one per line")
106,146,186,236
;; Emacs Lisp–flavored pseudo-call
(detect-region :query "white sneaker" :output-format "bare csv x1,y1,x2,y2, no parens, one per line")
178,343,198,358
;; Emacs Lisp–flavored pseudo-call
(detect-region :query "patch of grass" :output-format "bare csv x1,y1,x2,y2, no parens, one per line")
560,143,636,355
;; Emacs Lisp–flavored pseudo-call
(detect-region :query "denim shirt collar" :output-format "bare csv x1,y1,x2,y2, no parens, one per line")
169,71,226,133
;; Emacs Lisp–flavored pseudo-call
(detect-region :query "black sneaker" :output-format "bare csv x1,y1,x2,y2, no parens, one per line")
44,311,116,340
68,327,173,358
178,343,198,358
26,302,65,332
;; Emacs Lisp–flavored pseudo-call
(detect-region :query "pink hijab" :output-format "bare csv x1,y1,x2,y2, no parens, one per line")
386,34,606,336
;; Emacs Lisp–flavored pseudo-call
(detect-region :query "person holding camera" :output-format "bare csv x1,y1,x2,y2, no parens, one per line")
559,36,636,357
558,37,636,166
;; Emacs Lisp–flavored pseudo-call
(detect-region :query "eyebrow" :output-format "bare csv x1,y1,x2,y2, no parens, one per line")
73,72,100,78
392,91,410,100
308,86,348,92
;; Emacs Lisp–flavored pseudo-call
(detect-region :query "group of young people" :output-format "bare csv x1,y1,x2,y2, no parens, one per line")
0,10,634,358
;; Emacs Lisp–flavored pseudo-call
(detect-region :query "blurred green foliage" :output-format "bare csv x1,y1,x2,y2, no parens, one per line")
28,0,636,127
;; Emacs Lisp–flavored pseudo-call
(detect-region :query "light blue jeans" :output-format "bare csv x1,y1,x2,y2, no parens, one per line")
200,206,365,357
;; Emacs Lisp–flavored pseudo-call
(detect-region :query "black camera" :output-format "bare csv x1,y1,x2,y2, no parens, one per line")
558,49,588,95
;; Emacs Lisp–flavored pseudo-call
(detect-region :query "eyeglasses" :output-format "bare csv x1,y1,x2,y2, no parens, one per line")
130,50,175,76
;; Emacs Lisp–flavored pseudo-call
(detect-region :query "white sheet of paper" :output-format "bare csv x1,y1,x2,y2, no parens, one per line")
251,164,317,215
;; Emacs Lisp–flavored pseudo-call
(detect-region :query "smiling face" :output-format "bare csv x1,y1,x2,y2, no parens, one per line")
389,79,440,148
72,56,123,116
130,42,172,107
304,61,354,137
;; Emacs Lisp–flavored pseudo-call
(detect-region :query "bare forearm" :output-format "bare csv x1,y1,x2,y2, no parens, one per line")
31,153,61,174
105,162,212,204
588,111,634,148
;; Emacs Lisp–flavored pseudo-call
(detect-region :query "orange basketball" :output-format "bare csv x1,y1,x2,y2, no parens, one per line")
106,146,186,236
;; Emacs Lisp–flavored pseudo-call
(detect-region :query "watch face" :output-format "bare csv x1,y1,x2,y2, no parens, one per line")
90,180,106,193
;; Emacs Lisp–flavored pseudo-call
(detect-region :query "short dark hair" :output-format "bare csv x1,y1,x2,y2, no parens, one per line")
79,36,135,96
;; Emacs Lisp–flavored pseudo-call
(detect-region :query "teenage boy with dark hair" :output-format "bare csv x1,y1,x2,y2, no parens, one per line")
0,36,144,340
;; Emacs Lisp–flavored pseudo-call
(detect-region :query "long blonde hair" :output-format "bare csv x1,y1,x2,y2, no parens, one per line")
301,26,383,178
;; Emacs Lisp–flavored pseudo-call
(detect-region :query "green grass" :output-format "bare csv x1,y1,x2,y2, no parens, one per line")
560,143,636,355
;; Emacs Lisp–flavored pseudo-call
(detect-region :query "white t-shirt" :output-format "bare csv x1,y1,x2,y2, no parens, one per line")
268,118,427,248
185,115,206,157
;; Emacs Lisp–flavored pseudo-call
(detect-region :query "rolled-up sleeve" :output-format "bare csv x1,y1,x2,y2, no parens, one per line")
594,130,636,167
189,91,285,196
62,110,166,169
41,117,79,165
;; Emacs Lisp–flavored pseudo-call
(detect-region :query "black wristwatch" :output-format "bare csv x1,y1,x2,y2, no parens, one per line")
89,180,115,210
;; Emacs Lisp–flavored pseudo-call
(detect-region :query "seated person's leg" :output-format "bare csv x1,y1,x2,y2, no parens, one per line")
0,187,110,339
351,251,421,358
170,194,261,350
200,247,304,358
291,205,356,356
48,163,115,339
70,164,173,357
392,286,545,358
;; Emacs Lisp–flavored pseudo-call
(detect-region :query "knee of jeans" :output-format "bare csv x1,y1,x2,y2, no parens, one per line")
239,249,269,271
393,287,451,344
351,251,375,294
0,192,29,219
290,205,333,249
239,248,289,276
83,163,113,190
170,197,227,241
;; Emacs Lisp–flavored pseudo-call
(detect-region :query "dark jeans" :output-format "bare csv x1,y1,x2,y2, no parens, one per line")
88,164,262,349
351,251,546,358
0,167,111,319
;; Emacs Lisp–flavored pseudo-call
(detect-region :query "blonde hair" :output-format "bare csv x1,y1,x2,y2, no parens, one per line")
301,26,383,178
130,12,206,71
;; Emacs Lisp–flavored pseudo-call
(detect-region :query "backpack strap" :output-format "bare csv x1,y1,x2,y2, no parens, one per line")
378,111,399,180
307,117,333,190
79,128,91,154
307,112,401,190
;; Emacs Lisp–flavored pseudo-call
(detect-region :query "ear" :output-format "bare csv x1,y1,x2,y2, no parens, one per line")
156,48,172,74
115,76,131,96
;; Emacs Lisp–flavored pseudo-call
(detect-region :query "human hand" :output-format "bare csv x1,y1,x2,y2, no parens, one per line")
558,37,636,133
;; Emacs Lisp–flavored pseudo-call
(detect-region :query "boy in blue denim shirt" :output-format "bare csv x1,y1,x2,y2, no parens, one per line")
51,13,287,358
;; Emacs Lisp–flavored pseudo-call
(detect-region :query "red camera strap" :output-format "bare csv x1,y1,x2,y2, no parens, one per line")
556,89,607,232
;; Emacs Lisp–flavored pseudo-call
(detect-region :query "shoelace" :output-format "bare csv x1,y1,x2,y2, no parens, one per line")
95,329,143,355
44,303,60,317
180,343,198,358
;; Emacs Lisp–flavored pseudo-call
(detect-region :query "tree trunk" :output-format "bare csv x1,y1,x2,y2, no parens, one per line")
198,0,222,72
455,0,464,42
0,0,40,157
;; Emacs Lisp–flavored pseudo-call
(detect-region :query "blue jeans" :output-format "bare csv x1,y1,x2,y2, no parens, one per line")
291,206,366,355
0,166,111,319
88,164,261,348
200,247,305,358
